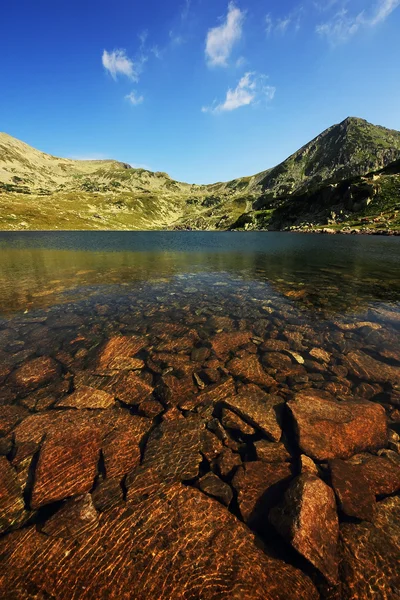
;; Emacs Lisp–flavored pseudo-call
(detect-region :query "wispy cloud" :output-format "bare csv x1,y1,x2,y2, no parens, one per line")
102,49,137,81
205,2,245,67
265,7,303,36
202,72,275,114
125,91,144,106
317,0,400,44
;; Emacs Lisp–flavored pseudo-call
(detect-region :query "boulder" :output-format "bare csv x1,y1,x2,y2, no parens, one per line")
56,386,115,409
288,392,387,460
343,350,400,386
227,355,276,388
95,335,146,375
270,474,339,584
8,356,60,392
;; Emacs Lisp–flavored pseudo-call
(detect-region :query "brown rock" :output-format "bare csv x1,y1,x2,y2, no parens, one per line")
0,482,318,599
232,461,292,525
56,386,115,409
288,391,387,461
221,407,256,435
227,355,276,388
300,455,319,475
112,371,154,405
330,458,376,521
200,429,224,462
9,356,60,392
198,472,233,506
191,347,211,362
211,331,252,357
42,494,98,538
309,348,331,363
0,405,28,436
344,350,400,386
0,456,25,534
102,414,151,480
270,474,339,584
259,339,290,352
194,377,236,407
261,352,293,370
31,423,101,509
138,398,164,418
217,448,242,478
222,385,283,441
95,335,146,375
254,440,291,463
339,497,400,599
142,416,205,482
161,373,196,405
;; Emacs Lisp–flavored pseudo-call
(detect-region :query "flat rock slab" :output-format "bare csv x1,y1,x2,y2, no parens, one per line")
211,331,252,358
95,335,147,375
31,422,101,509
198,472,233,506
270,474,339,585
339,497,400,599
330,458,376,521
288,392,387,461
344,350,400,386
112,371,154,405
56,386,116,409
102,413,151,479
142,416,205,482
227,355,276,388
222,385,283,441
8,356,60,392
0,483,319,600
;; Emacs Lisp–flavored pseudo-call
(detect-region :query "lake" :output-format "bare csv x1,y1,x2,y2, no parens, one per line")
0,231,399,598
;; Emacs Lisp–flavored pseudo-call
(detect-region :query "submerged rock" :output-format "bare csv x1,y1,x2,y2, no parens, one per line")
41,494,98,538
8,356,60,392
270,474,339,584
0,482,319,599
288,391,387,460
0,456,25,534
95,335,146,375
56,386,115,409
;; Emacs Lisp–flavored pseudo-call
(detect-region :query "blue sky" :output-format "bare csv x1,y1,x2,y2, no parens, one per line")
1,0,400,183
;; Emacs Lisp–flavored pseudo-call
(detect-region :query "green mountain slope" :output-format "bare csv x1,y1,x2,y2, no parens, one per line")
1,117,400,231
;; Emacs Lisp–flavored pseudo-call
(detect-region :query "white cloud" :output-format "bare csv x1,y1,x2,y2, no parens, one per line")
202,72,275,114
276,17,292,33
102,49,137,81
205,2,245,67
265,7,303,36
317,0,400,43
125,91,144,105
370,0,400,24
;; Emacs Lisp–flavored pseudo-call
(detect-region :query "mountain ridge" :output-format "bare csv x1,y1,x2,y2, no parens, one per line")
1,117,400,232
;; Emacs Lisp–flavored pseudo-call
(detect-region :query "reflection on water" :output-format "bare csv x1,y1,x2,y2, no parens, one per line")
0,232,399,316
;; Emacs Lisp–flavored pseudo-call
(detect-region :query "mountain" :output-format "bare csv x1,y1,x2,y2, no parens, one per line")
1,117,400,232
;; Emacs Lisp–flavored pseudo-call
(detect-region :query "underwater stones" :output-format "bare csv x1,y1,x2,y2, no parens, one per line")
217,448,242,478
221,407,256,436
226,355,276,388
46,312,84,329
142,416,205,482
254,440,291,463
232,461,292,525
31,422,101,509
330,459,376,521
259,339,290,352
195,377,236,406
344,350,400,386
211,331,252,358
112,371,154,405
198,472,233,506
339,497,400,599
41,494,98,539
222,385,283,441
191,346,211,362
309,347,331,363
0,405,28,436
8,356,60,392
270,474,339,584
0,456,25,534
101,414,151,480
288,392,387,461
161,373,197,405
56,386,116,409
0,483,319,600
95,335,146,375
261,352,293,370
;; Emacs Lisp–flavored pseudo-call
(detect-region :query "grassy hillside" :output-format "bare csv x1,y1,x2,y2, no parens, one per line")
1,117,400,232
